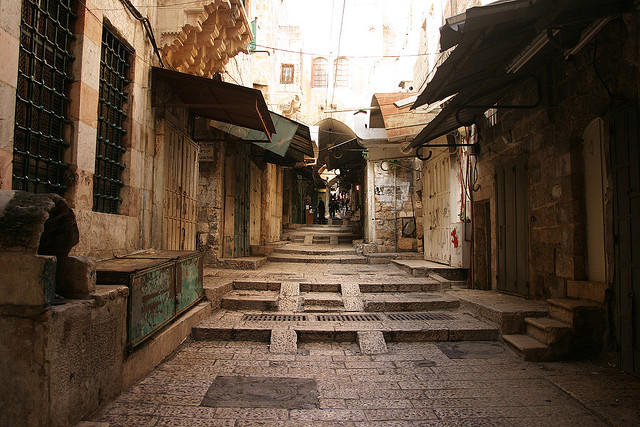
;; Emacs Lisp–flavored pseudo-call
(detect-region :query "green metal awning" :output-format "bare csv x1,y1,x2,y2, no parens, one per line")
209,111,313,161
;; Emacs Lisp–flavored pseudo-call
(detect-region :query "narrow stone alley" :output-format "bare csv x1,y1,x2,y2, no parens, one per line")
84,224,640,426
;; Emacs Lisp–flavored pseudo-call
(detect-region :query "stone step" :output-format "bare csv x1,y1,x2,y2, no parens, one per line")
215,257,267,270
503,334,553,361
302,305,345,313
299,283,342,293
546,298,601,324
301,293,343,307
525,317,573,345
192,310,500,343
232,280,281,291
451,289,549,334
275,247,357,256
267,253,368,264
567,280,609,303
391,260,468,281
220,291,279,311
359,282,446,293
363,293,460,312
312,236,331,244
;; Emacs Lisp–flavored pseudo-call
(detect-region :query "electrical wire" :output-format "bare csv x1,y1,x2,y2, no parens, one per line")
255,44,439,59
330,0,346,107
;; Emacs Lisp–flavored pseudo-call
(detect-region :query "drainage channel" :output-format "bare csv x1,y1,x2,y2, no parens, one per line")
242,312,457,322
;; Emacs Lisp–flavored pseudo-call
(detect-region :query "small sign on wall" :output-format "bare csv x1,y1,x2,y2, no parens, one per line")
199,143,215,161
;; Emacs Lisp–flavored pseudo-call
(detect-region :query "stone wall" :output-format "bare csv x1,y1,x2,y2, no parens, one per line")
373,160,419,252
473,15,640,299
197,140,227,264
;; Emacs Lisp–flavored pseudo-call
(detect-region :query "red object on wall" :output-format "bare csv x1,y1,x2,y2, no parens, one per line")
451,228,459,249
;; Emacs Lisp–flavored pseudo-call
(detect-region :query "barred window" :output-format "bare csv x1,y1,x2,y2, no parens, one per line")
311,57,328,88
12,0,75,194
280,64,294,84
484,107,498,127
334,57,348,87
93,26,131,214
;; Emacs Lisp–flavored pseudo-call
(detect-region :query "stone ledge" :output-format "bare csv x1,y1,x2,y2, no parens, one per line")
123,300,211,390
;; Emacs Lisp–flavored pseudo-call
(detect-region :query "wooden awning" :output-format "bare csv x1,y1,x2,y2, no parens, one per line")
152,67,275,137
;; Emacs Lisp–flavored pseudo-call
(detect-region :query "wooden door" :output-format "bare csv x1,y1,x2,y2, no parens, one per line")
163,122,198,250
496,158,528,296
611,103,640,377
234,144,251,257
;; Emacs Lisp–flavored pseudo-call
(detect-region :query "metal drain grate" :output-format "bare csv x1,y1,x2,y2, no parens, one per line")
387,312,455,321
316,314,381,322
242,314,308,322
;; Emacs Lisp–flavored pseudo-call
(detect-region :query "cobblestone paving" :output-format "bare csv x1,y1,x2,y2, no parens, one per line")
92,339,640,426
88,245,640,426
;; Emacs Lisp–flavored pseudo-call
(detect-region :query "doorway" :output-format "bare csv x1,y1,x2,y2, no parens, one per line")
496,158,528,296
611,102,640,377
162,121,198,250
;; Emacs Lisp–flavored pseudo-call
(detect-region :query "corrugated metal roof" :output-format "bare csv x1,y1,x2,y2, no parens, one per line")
371,93,439,142
152,67,275,136
409,0,632,148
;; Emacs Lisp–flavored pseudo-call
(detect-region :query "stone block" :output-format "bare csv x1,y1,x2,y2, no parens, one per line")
270,329,297,353
567,281,609,303
357,330,388,354
0,190,79,256
56,256,97,298
0,253,56,306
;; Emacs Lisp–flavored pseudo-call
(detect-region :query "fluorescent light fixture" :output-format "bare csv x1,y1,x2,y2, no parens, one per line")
506,29,558,73
394,95,418,108
564,18,611,59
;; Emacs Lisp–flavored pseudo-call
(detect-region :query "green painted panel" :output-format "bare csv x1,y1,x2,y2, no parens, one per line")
209,112,298,157
175,254,203,314
128,262,176,348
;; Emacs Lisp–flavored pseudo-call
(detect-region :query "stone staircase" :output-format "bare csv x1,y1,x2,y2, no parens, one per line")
284,223,363,245
267,244,368,264
503,281,608,361
194,274,500,354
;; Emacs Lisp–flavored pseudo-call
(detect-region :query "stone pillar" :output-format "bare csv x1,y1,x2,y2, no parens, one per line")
0,0,21,189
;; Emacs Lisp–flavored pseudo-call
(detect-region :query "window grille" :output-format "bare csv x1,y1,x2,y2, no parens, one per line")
484,107,498,127
280,63,294,84
12,0,75,194
334,57,348,87
311,57,328,88
93,26,131,214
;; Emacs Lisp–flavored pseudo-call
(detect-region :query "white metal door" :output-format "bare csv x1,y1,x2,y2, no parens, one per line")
423,152,451,264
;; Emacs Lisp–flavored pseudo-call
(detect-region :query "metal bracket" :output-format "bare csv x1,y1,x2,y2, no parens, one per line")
454,76,543,126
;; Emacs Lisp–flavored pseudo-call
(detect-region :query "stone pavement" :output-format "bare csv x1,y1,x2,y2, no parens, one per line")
89,339,640,426
85,239,640,426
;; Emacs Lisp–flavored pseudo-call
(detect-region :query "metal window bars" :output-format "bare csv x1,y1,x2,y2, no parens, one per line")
93,25,131,214
12,0,75,194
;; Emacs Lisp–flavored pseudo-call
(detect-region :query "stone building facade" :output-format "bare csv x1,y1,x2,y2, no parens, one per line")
411,0,640,375
0,0,281,425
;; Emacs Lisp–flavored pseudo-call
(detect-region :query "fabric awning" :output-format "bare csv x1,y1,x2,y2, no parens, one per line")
409,0,631,148
152,67,275,138
209,111,314,163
